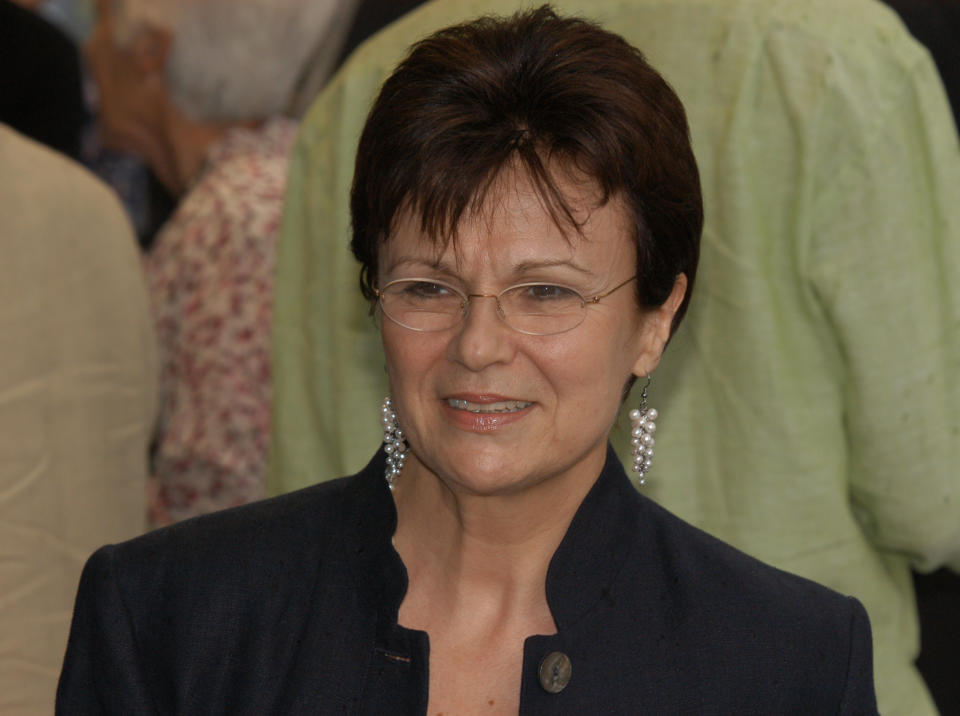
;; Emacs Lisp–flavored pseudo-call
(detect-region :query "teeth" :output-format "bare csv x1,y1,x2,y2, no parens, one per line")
446,398,532,413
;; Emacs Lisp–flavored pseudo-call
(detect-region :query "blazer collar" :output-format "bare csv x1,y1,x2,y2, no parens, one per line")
343,444,640,632
544,444,641,630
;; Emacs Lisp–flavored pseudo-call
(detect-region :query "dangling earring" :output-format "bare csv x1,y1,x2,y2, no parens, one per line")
381,397,408,490
629,377,658,486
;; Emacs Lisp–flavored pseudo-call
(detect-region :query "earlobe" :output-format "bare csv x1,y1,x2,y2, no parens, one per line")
630,273,688,377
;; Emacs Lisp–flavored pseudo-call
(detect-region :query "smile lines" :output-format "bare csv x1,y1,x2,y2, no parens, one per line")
446,398,533,414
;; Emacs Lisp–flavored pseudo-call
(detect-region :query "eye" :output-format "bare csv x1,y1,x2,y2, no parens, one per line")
519,284,580,301
401,280,456,298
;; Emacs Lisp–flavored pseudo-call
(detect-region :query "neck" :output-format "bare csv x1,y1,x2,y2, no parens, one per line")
392,452,602,630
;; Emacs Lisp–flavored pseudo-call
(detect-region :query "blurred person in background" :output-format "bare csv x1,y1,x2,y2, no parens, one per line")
4,0,176,250
880,0,959,123
0,0,86,159
85,0,346,525
878,2,960,712
0,122,156,715
285,0,359,118
17,0,97,42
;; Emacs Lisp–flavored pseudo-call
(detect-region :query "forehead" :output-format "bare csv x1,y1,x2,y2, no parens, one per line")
381,165,634,274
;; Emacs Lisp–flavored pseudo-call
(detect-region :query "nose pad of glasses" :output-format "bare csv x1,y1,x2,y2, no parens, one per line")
463,294,509,329
494,298,508,322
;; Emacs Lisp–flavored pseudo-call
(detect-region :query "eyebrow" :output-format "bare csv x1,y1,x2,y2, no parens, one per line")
386,256,594,277
385,256,447,273
513,258,593,275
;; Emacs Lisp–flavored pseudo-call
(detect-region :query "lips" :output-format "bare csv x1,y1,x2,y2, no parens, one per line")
445,398,533,414
440,393,535,432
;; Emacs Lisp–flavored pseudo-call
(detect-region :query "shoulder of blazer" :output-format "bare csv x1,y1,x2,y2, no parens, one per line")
626,493,874,690
104,474,361,598
634,491,860,625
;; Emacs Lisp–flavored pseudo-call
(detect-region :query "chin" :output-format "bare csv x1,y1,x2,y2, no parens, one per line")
450,471,541,497
433,445,567,497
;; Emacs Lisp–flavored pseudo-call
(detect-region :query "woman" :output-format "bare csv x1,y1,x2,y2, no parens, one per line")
58,7,878,713
85,0,343,524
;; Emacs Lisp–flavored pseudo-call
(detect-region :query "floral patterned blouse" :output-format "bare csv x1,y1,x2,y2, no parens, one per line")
146,118,297,523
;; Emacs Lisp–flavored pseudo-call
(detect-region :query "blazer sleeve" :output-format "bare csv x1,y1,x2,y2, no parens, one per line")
56,545,156,714
839,597,879,716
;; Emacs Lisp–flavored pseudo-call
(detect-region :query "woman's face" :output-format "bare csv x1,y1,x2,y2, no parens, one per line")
379,167,683,496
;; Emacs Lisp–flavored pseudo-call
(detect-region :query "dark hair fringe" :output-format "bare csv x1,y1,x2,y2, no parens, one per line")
350,4,703,332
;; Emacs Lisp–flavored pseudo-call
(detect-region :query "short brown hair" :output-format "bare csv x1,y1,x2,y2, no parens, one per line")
350,4,702,331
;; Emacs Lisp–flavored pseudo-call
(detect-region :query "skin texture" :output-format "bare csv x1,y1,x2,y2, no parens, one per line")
384,166,686,714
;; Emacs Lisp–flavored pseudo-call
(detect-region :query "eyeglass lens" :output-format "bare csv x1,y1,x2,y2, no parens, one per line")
379,280,587,335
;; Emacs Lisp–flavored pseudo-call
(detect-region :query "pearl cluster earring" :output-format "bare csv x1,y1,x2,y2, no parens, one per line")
629,377,657,486
381,397,408,490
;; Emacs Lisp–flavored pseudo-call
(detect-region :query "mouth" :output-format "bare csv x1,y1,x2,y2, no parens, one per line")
445,398,533,414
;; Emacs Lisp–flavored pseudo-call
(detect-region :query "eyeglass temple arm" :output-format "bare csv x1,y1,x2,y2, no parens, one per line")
589,275,638,303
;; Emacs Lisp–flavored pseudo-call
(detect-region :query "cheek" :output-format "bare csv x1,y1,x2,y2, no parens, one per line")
533,327,634,407
381,326,441,396
380,330,452,454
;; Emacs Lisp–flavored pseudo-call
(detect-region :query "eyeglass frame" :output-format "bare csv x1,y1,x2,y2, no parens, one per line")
374,274,639,336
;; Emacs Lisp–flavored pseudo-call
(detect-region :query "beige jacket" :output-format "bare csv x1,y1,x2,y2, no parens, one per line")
0,124,156,715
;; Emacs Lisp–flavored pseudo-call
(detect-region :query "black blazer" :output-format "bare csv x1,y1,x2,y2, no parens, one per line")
57,447,878,714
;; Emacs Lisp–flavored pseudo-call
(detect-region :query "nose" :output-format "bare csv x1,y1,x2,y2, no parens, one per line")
448,293,515,371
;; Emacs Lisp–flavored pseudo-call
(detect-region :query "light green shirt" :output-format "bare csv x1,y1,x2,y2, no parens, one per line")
269,2,960,713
